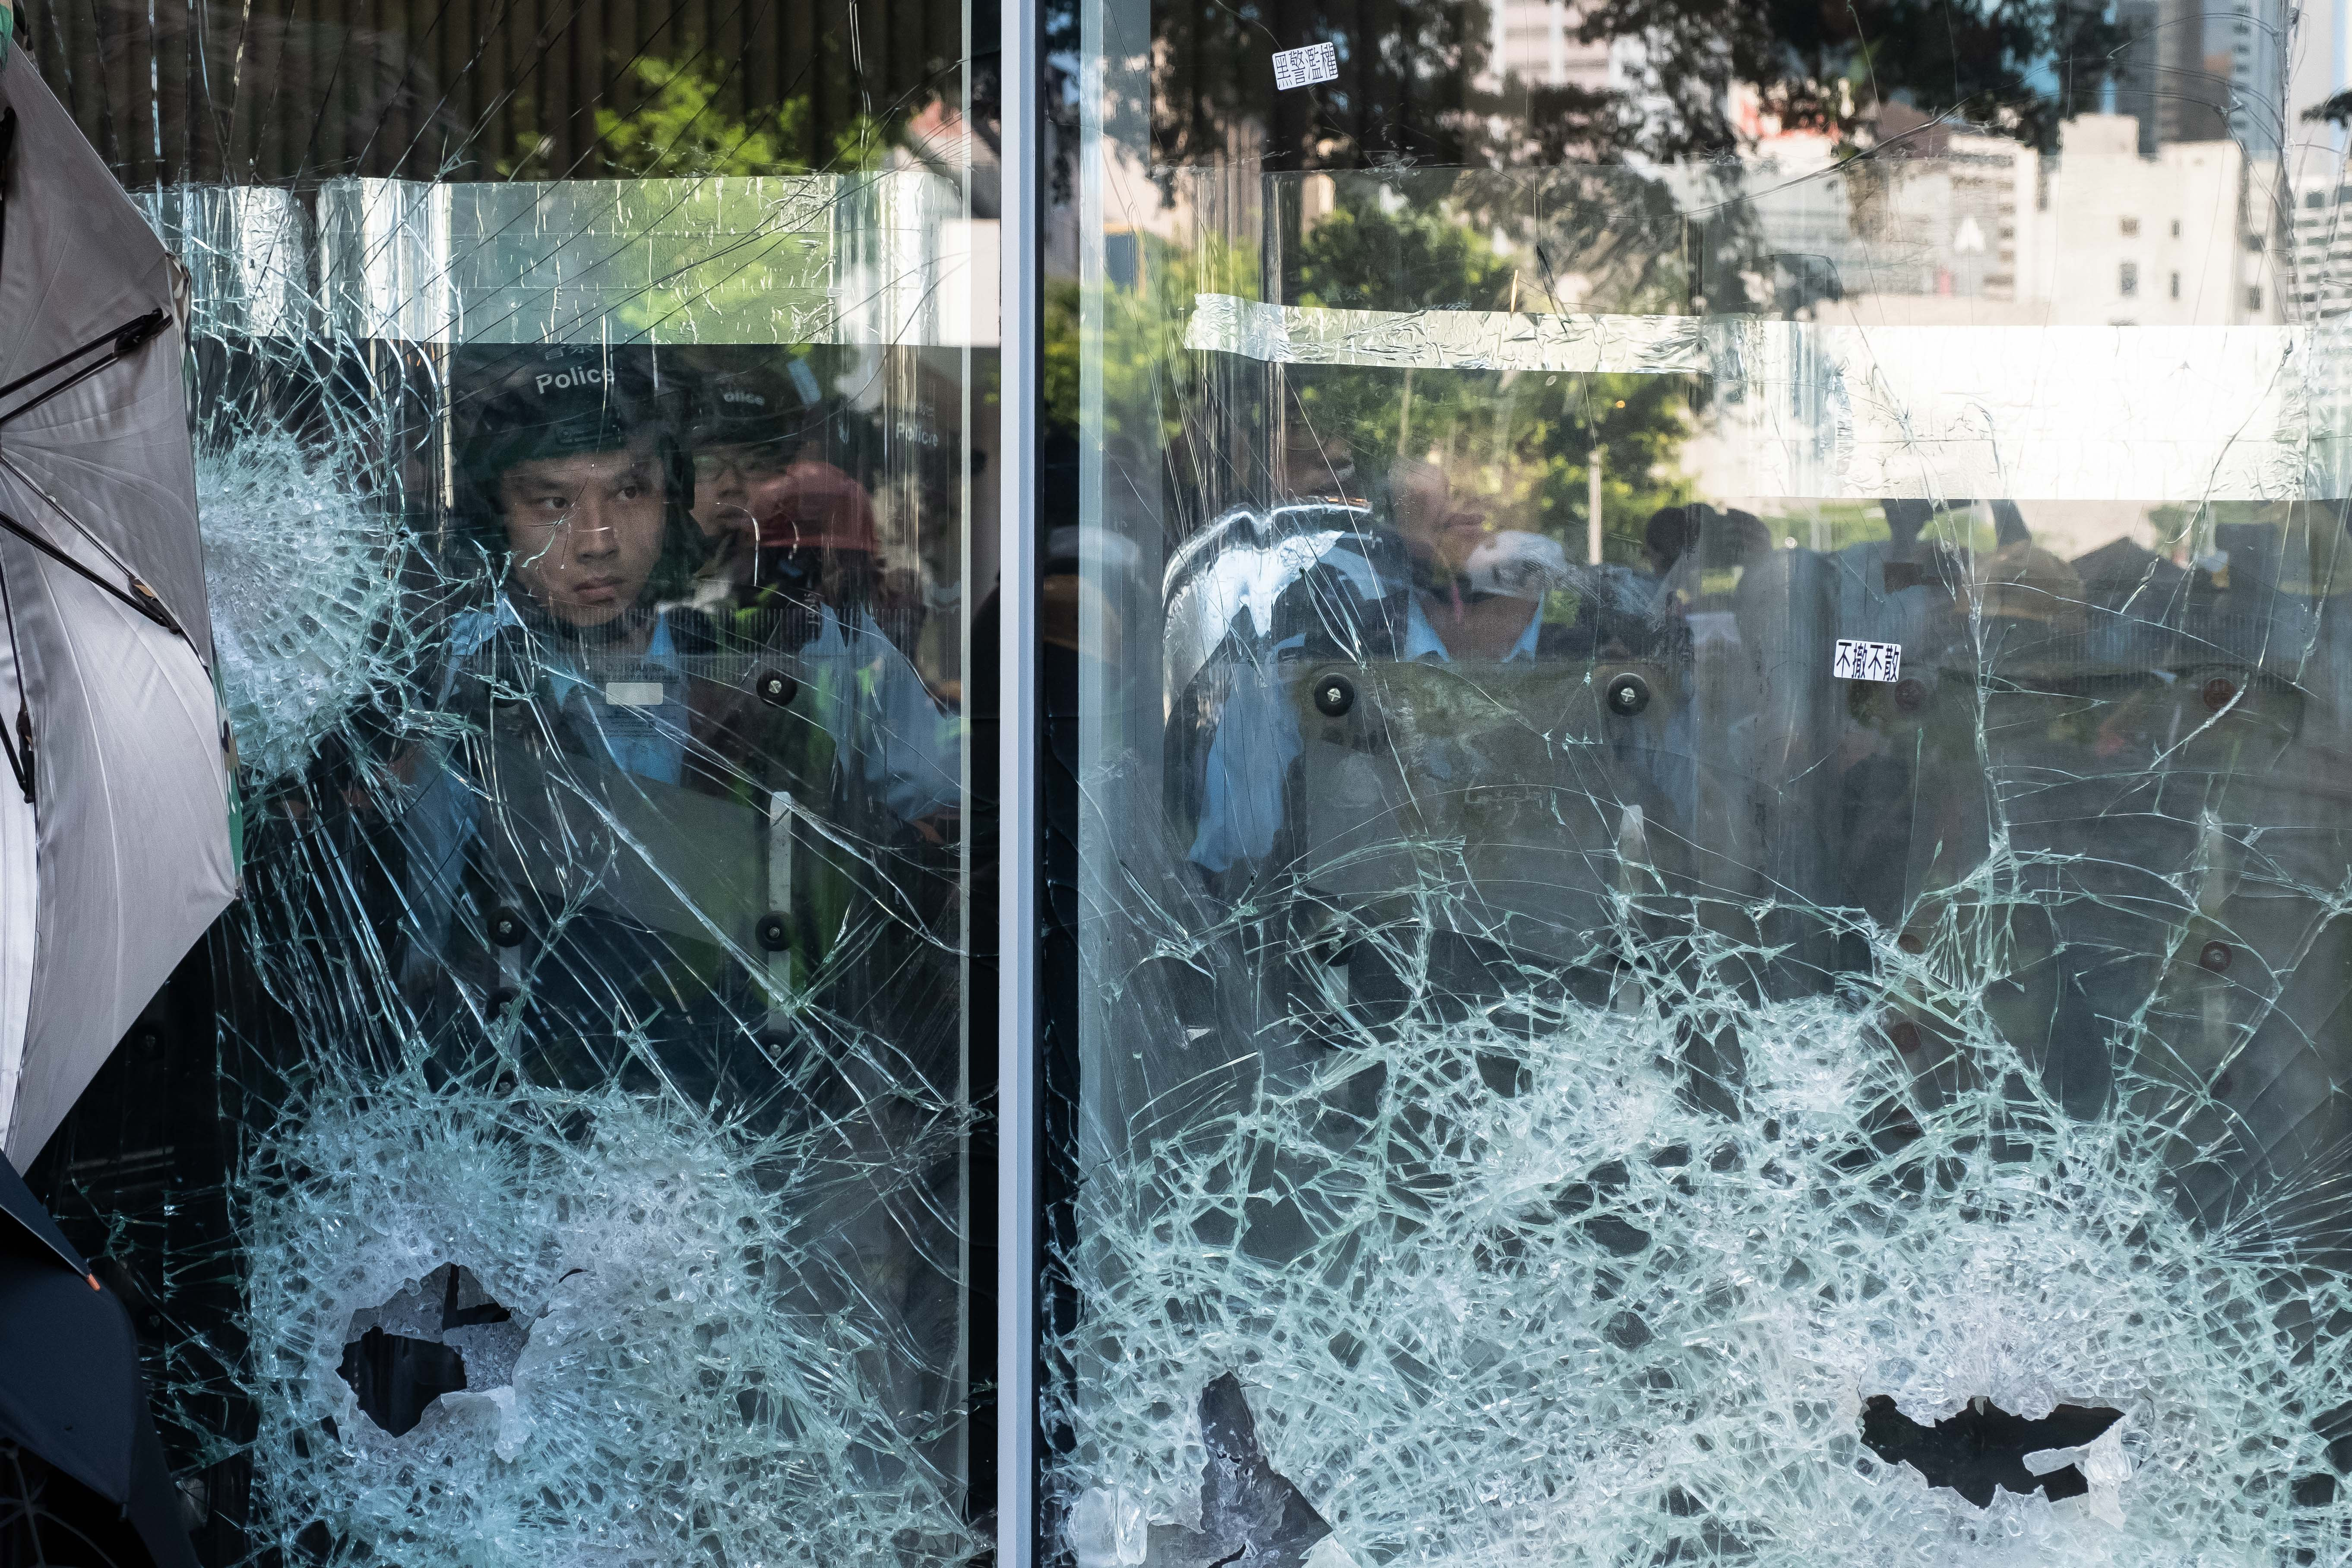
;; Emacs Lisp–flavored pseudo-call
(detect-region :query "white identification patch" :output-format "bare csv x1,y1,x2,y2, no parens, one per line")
1272,42,1339,89
1833,639,1903,682
604,681,667,707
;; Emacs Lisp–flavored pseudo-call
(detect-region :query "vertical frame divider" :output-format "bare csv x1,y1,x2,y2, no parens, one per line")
997,0,1041,1554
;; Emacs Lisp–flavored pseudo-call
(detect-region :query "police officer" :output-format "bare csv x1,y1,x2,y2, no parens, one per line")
682,360,810,617
447,345,709,781
395,346,734,1071
685,358,959,849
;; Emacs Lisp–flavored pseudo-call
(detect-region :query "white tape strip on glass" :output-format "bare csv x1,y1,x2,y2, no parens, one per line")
140,176,1000,349
1187,292,2352,501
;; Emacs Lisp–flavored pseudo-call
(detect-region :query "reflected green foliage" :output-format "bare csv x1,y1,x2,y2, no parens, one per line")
1047,233,1263,444
1289,364,1694,562
1290,195,1511,315
1147,0,2126,169
1288,192,1694,554
24,0,959,186
504,54,899,179
1050,183,1696,551
1567,0,2125,160
1046,279,1083,437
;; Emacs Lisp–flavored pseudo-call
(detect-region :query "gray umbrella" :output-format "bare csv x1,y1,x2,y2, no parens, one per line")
0,52,234,1165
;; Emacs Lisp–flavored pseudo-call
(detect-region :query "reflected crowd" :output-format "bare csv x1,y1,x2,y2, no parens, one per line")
1168,446,2352,1216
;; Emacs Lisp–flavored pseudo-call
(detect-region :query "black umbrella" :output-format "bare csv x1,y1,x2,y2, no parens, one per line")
0,1155,197,1568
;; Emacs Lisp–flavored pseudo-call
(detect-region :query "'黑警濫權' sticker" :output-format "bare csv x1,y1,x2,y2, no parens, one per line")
1272,42,1339,89
1833,639,1903,682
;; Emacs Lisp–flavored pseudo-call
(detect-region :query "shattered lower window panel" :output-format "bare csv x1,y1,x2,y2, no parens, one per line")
248,1065,972,1561
1054,157,2352,1566
15,16,989,1560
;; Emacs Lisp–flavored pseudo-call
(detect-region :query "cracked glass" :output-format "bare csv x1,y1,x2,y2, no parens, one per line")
7,3,997,1564
1050,0,2352,1562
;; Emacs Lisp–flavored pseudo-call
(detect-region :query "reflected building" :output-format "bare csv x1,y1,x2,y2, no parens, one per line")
1482,0,1611,92
1666,110,2278,331
2114,0,2237,150
2036,115,2279,325
2220,0,2292,155
2115,0,2165,155
2292,164,2352,320
2112,0,2291,157
1666,107,2040,319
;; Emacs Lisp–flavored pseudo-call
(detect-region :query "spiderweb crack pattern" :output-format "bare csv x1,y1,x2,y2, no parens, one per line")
241,1056,972,1565
1054,877,2352,1567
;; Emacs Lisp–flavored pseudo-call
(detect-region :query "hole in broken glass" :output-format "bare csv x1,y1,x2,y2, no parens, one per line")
1149,1374,1332,1568
337,1328,467,1438
1860,1394,2121,1508
336,1264,525,1438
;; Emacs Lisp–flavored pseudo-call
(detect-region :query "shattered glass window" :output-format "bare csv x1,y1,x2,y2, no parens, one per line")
1051,0,2352,1562
12,3,997,1562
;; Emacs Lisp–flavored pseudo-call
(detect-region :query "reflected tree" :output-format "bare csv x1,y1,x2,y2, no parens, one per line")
1147,0,2128,168
503,52,908,179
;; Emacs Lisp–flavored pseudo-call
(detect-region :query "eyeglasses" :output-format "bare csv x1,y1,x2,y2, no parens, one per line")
693,447,793,483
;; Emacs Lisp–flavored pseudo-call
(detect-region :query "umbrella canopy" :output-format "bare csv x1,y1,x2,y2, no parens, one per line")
0,52,234,1165
0,1156,199,1568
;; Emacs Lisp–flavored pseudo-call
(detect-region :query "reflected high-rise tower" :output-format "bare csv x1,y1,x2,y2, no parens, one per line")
2219,0,2291,155
2115,0,2243,152
2114,0,2163,155
2165,0,2236,146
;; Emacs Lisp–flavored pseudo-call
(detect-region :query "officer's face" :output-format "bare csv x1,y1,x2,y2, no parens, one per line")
499,443,666,626
1393,464,1490,575
690,441,796,542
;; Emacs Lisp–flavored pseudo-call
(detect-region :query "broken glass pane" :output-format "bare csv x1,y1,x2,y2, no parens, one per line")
12,6,994,1564
1057,6,2352,1562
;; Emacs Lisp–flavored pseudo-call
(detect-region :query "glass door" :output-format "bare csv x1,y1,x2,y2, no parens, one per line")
1049,0,2352,1560
16,4,999,1564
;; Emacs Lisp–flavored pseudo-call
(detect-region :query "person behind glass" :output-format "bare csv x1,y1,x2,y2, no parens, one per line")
1187,455,1558,877
448,347,707,782
681,361,805,618
1384,457,1549,662
1643,504,1703,582
1280,434,1362,503
685,360,959,847
392,347,716,1044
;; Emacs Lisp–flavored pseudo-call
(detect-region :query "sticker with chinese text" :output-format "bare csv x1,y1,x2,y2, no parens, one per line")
1833,640,1903,682
1273,42,1339,89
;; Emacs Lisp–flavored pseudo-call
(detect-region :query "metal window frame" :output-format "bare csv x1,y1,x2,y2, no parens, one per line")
996,0,1041,1554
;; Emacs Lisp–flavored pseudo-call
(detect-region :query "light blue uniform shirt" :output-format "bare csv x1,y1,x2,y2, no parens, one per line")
776,602,962,824
396,595,963,973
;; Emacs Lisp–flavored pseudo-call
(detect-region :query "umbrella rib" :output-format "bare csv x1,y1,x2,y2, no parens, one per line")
0,319,134,406
0,350,130,433
0,454,185,637
0,542,32,804
0,309,168,432
0,453,149,583
0,114,10,368
0,109,22,808
0,502,179,639
0,112,161,466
